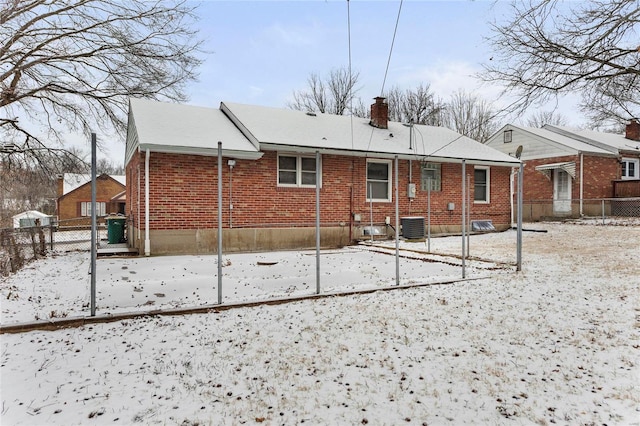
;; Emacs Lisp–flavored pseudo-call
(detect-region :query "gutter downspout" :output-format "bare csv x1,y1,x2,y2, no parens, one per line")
144,149,150,256
579,153,584,217
510,167,516,226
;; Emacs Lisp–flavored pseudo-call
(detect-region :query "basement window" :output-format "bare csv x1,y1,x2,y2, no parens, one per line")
278,154,321,187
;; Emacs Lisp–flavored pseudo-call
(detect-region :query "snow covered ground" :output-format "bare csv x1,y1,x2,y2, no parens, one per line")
1,221,639,425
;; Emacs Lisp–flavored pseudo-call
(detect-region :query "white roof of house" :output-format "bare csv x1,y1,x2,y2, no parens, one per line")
513,126,614,155
62,173,126,195
126,99,519,166
11,210,51,220
544,125,640,153
221,102,520,166
126,98,263,164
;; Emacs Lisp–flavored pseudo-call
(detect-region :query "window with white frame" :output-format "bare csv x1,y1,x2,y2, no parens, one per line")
80,201,106,217
473,167,490,203
277,154,320,187
420,162,441,191
621,158,639,180
366,159,392,202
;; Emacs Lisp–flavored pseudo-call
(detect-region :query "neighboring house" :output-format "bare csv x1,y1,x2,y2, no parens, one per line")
125,97,520,255
56,173,126,222
12,210,53,228
485,121,640,220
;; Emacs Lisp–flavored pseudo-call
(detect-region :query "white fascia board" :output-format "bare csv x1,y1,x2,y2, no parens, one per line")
259,143,520,167
137,143,263,160
219,102,261,150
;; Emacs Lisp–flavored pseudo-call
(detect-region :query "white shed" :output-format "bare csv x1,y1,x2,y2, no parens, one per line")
12,210,53,228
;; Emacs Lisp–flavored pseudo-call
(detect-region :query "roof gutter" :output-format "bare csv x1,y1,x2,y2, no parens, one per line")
259,143,521,167
137,143,263,160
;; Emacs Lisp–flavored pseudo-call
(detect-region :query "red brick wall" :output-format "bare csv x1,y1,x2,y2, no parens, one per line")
126,151,513,232
521,154,620,201
57,175,125,220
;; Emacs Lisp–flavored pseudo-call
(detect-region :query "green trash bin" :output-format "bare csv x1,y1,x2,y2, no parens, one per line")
106,216,126,244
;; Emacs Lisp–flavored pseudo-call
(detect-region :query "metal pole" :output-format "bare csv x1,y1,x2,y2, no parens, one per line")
369,183,373,243
427,177,431,253
90,133,97,316
217,142,223,304
601,199,605,225
316,150,321,294
461,160,466,279
467,174,471,258
395,155,399,286
144,149,150,256
517,162,523,271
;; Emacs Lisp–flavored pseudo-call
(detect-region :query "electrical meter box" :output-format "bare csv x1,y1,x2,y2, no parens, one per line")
407,183,416,198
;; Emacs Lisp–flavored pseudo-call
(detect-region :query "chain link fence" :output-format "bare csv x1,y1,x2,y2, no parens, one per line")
0,218,107,276
519,197,640,222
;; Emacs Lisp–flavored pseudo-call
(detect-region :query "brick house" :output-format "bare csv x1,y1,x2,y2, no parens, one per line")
125,98,520,255
485,121,640,220
56,173,126,222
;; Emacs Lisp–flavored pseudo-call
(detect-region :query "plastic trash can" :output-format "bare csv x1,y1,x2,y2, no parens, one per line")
106,216,125,244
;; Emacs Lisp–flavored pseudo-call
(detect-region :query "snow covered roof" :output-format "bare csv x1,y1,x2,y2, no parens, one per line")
544,125,640,153
11,210,50,220
125,99,519,167
488,125,614,158
520,126,613,155
221,102,520,166
62,174,126,196
125,98,263,164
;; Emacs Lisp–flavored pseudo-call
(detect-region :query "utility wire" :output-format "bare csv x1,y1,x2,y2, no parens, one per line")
380,0,403,96
347,0,354,150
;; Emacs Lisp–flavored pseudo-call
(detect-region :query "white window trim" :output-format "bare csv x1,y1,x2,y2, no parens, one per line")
473,166,490,204
366,159,392,202
621,158,639,180
81,201,106,217
277,153,322,188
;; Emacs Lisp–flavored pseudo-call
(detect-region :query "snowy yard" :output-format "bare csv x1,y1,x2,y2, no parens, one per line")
1,221,639,425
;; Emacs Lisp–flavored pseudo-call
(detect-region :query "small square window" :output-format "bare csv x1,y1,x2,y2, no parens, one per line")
503,130,513,143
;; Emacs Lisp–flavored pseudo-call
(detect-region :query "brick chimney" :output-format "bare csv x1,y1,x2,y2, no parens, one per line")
369,97,388,129
625,120,640,141
56,174,64,197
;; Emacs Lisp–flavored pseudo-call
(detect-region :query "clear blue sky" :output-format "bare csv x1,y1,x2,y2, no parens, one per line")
187,0,508,109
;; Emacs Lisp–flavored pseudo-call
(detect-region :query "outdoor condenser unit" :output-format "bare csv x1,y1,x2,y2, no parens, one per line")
401,216,425,239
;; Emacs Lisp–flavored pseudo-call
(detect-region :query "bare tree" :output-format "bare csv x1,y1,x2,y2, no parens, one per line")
385,84,446,125
525,110,569,128
445,90,498,143
96,158,124,175
1,0,203,175
482,0,640,126
289,67,361,115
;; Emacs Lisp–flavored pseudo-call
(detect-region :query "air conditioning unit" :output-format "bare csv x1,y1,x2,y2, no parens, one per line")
401,216,425,239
